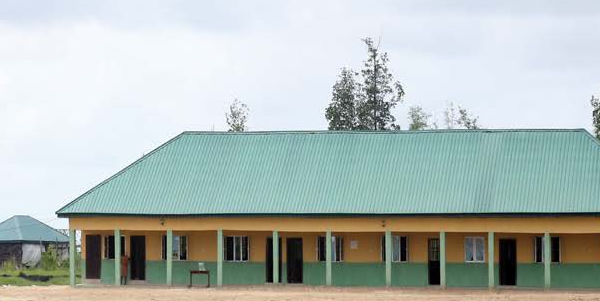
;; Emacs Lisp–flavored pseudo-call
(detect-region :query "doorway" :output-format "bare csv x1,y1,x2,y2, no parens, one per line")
85,235,101,279
130,236,146,280
266,237,282,283
428,238,440,285
286,238,303,283
499,239,517,286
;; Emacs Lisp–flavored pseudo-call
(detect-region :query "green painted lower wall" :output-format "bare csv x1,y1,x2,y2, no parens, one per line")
517,264,544,288
147,261,265,285
303,262,325,285
332,263,385,286
446,263,489,287
392,263,429,286
94,259,600,288
100,259,115,284
552,264,600,288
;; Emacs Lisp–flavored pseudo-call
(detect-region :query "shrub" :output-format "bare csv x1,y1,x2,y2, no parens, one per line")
40,245,59,270
1,257,19,272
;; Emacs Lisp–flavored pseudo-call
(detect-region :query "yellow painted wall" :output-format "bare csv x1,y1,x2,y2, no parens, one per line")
78,220,600,264
71,216,600,234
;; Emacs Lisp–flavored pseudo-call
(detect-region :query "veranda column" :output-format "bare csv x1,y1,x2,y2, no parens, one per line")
544,232,551,289
385,230,392,287
166,229,173,286
115,229,121,285
440,231,446,289
217,229,223,286
69,229,76,287
326,230,332,286
273,231,279,284
488,232,494,289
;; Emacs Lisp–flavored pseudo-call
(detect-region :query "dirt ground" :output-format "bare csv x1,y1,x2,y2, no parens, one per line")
2,285,600,301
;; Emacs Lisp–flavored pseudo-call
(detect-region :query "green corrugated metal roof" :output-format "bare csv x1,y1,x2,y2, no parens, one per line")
0,215,69,243
56,129,600,216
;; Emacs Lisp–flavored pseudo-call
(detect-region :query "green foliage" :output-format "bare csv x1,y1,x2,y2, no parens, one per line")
358,37,404,130
325,68,360,130
592,92,600,140
325,37,404,131
408,106,431,130
1,257,19,272
225,98,249,132
444,102,480,129
40,245,59,270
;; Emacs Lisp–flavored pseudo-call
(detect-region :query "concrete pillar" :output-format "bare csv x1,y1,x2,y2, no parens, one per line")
385,230,392,287
326,230,332,286
69,229,76,287
488,232,494,289
440,231,446,288
166,229,173,286
217,229,223,286
544,232,551,289
114,229,121,286
273,231,279,284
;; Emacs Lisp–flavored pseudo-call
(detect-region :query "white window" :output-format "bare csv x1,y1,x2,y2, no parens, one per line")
317,236,343,262
224,236,249,262
534,236,560,263
381,236,408,262
161,235,188,260
464,237,485,262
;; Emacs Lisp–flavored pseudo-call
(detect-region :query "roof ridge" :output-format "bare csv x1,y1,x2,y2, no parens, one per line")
181,128,589,135
14,216,22,241
55,132,187,215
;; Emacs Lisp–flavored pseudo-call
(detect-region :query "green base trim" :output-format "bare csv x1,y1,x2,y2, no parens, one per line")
101,259,115,284
392,263,429,286
552,264,600,288
447,263,490,287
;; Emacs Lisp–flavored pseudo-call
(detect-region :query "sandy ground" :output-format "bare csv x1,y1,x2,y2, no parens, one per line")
2,285,600,301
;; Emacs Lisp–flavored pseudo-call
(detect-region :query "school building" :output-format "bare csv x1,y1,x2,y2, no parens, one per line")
56,129,600,288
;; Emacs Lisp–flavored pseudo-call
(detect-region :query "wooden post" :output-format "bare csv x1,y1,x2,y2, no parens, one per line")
385,230,392,287
326,231,332,286
440,231,446,289
69,229,76,287
273,231,279,284
115,229,121,286
544,232,551,289
166,229,173,286
488,232,494,289
217,229,223,286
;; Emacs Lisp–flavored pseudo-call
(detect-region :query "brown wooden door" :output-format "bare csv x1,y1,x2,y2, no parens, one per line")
85,235,101,279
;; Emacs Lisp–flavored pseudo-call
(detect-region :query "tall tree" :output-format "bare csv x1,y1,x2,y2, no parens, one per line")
408,106,431,130
592,89,600,139
325,68,360,130
357,37,405,130
325,37,405,131
225,98,249,132
444,102,480,129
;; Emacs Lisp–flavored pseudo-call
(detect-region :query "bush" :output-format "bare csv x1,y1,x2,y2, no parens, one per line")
1,257,19,272
40,245,59,270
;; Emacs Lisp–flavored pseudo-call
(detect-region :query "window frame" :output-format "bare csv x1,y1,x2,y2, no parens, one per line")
104,235,125,259
161,235,188,261
317,236,344,262
534,236,561,263
464,236,486,263
224,235,250,262
380,235,409,263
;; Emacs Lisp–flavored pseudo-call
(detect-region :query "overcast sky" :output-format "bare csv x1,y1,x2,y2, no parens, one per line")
1,0,599,229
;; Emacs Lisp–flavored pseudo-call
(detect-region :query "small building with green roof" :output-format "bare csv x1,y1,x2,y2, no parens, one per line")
56,129,600,289
0,215,69,267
